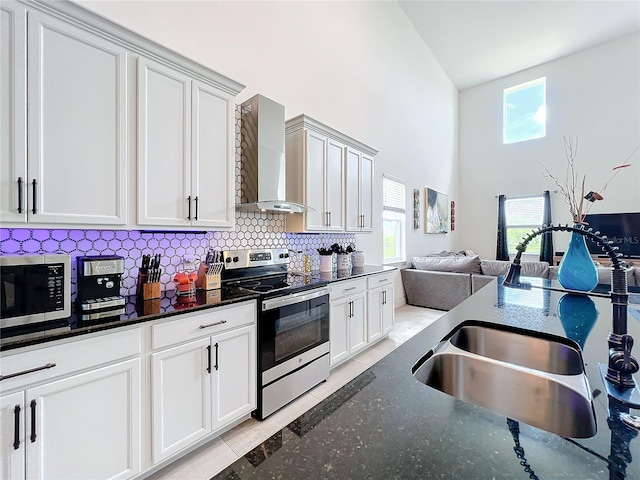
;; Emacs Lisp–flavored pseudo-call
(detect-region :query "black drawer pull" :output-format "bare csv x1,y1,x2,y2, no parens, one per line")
206,345,212,373
198,320,227,330
13,405,20,450
31,179,37,214
0,362,56,382
17,177,23,213
30,400,36,443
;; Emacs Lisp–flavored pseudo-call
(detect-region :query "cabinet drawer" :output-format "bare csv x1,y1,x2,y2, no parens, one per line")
330,278,367,300
151,301,256,350
367,272,395,289
0,327,140,392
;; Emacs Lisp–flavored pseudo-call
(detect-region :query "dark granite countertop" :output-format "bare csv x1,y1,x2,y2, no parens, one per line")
216,277,640,479
0,265,395,352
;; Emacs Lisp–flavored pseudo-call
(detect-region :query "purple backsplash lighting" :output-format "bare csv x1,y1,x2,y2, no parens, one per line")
0,215,356,300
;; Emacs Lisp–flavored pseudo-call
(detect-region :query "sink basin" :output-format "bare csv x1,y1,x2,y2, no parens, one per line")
412,321,597,438
449,323,584,375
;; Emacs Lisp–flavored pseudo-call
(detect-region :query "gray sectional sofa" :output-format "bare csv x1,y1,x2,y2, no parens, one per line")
401,252,639,311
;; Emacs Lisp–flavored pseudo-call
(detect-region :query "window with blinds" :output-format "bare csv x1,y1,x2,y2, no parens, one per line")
383,175,406,263
505,196,544,255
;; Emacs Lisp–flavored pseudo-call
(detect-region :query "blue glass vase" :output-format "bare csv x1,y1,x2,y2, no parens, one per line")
557,294,598,350
557,226,598,292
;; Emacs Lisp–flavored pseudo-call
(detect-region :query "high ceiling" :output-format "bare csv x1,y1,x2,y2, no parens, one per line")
398,0,640,90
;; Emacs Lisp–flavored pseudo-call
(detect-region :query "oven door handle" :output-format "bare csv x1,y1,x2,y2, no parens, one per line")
262,287,331,311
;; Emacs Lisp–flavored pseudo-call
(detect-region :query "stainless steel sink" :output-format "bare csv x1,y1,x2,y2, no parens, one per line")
412,321,597,438
449,323,584,375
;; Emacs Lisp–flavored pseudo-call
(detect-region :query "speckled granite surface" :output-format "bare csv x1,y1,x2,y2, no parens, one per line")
215,278,640,479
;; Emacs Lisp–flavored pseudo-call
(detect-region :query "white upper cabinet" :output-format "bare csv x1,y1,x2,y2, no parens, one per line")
1,0,243,229
191,80,236,229
0,2,27,224
137,57,191,227
1,4,127,225
27,9,128,225
285,115,377,233
137,58,237,229
345,148,374,232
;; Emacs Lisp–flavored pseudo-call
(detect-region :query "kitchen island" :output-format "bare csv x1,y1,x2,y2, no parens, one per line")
214,277,640,479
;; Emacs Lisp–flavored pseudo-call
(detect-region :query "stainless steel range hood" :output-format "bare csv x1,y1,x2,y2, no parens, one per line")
237,94,311,214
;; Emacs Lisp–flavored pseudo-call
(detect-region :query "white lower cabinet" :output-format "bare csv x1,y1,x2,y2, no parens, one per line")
329,279,368,366
150,301,256,464
0,328,142,480
367,272,395,343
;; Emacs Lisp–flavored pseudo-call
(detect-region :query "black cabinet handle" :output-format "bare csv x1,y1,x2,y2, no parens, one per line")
214,342,219,371
382,291,386,305
187,196,191,220
31,179,37,214
206,345,212,373
0,362,56,382
13,405,20,450
17,177,23,213
329,211,332,226
194,196,199,220
30,400,36,443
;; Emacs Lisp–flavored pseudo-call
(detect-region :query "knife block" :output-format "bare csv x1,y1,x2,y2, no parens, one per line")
142,282,161,300
196,263,222,290
137,272,161,300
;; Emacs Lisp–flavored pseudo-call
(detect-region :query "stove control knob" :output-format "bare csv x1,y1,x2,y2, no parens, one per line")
225,257,232,263
233,256,239,263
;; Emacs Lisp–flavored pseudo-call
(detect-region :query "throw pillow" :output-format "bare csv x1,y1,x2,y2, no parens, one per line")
412,255,482,274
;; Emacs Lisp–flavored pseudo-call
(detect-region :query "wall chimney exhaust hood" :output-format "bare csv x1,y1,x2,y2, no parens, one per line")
236,94,312,214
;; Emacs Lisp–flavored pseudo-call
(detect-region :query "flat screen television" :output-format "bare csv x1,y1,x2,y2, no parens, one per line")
583,212,640,258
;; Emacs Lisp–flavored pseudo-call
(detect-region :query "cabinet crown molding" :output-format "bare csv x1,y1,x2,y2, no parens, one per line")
24,0,245,96
286,114,378,157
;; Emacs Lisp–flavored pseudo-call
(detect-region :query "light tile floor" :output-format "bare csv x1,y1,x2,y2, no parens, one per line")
147,304,444,480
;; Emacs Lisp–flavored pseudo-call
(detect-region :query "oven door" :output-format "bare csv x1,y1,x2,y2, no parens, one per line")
259,287,330,372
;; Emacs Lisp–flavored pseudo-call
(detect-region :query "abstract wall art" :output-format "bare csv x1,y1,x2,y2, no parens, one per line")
424,188,449,234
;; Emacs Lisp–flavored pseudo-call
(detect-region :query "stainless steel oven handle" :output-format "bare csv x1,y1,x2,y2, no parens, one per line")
262,287,331,311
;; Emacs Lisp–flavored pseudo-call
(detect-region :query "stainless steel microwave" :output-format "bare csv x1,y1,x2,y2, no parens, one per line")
0,254,71,328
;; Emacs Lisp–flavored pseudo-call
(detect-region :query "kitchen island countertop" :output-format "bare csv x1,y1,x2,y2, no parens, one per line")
215,277,640,479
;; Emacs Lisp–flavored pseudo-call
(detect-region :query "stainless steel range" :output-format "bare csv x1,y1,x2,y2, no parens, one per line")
222,248,331,419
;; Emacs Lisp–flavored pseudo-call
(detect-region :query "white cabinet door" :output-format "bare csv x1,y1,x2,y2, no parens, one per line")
325,138,345,231
360,154,374,232
151,338,211,463
0,2,27,224
381,284,395,334
345,148,374,232
329,298,349,366
191,80,235,229
345,147,361,231
304,130,328,231
27,10,128,225
26,358,141,480
348,293,367,355
211,325,256,429
137,56,191,227
367,286,383,343
0,391,25,480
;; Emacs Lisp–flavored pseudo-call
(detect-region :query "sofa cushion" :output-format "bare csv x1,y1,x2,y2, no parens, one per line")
412,255,482,274
481,260,549,278
480,260,511,277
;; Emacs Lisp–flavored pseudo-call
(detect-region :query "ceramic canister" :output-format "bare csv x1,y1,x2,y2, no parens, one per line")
352,251,365,267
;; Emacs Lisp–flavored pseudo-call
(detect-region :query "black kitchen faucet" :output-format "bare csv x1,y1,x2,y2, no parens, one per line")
503,224,640,408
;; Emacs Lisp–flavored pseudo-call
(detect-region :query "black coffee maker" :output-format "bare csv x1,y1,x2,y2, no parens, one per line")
76,255,126,320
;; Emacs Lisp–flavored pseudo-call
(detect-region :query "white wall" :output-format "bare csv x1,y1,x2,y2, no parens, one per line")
77,0,459,272
458,33,640,259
